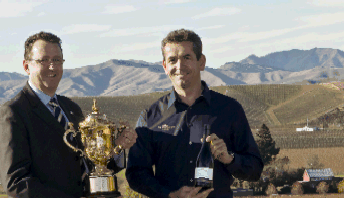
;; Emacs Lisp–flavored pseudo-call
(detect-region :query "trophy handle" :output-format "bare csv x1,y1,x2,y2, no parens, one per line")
64,122,87,157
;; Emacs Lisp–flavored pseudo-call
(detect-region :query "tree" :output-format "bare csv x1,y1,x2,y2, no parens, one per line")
338,179,344,193
291,181,304,195
265,183,277,195
316,181,329,194
306,154,324,169
256,124,280,165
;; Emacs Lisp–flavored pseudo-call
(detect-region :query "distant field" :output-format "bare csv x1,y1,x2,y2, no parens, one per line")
266,128,344,149
227,84,302,106
278,147,344,175
274,87,344,125
71,84,302,130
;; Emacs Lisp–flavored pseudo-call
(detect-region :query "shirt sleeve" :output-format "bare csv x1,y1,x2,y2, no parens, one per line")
125,110,172,198
224,103,264,182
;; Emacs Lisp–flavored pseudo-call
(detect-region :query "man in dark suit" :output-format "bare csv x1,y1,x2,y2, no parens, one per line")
0,31,137,198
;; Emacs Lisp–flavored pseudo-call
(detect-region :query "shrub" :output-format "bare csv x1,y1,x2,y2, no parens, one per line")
338,179,344,193
291,181,303,195
242,181,250,189
265,183,277,195
316,181,329,194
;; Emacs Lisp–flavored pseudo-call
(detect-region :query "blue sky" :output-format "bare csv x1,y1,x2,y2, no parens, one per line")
1,0,344,75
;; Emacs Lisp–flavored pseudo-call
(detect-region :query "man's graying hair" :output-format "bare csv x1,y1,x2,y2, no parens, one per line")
24,31,62,60
161,29,203,61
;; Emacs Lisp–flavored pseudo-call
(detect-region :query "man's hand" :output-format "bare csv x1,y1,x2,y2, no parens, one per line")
169,186,214,198
114,125,138,150
201,133,233,165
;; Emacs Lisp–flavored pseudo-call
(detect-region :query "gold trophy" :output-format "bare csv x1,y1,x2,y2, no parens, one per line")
64,99,127,197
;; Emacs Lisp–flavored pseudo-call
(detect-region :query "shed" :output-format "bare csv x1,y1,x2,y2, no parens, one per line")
303,168,334,182
296,126,314,131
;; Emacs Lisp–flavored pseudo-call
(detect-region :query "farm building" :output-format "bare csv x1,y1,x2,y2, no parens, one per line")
303,168,334,182
296,117,314,131
296,126,314,131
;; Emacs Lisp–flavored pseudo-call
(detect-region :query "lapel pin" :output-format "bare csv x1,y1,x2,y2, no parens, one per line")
70,111,74,115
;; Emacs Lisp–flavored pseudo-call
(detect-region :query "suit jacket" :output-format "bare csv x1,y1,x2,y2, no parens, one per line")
0,82,124,198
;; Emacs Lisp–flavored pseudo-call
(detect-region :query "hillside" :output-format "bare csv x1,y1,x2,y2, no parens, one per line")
273,85,344,125
239,48,344,71
70,84,304,131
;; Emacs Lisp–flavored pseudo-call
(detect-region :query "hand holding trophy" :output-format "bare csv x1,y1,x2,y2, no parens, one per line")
64,99,137,198
114,120,137,152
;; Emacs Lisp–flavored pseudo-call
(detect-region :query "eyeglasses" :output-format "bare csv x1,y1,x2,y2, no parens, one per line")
28,58,65,65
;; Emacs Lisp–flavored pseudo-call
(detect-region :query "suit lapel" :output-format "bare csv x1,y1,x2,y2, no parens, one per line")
23,82,66,135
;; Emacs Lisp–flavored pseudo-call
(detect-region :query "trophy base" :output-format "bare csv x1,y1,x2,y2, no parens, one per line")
85,191,122,198
84,174,121,198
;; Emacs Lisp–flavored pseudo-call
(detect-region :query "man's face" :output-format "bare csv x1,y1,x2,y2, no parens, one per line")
23,40,63,95
162,41,205,90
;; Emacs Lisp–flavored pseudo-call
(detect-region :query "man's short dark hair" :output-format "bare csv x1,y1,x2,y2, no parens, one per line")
24,31,62,60
161,29,202,61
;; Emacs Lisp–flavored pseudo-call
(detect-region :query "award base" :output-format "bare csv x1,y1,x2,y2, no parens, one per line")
85,192,122,198
83,174,122,198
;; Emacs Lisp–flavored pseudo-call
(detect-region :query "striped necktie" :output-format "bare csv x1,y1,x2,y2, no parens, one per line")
49,98,67,130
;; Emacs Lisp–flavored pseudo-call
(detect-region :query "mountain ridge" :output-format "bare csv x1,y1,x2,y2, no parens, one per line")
239,48,344,71
2,47,344,104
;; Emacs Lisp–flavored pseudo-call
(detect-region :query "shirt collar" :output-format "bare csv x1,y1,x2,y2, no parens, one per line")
28,79,58,106
167,80,211,109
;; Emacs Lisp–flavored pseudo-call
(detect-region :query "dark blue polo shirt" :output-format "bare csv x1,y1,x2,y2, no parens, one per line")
126,81,263,198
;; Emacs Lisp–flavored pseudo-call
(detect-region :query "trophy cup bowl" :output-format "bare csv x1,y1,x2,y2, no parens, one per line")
64,99,126,197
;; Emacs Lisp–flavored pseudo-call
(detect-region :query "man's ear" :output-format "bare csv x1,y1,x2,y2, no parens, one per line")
199,54,206,71
23,60,30,75
162,60,169,75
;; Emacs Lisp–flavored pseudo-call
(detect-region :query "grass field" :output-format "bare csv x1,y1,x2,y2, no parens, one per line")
278,147,344,175
274,87,344,125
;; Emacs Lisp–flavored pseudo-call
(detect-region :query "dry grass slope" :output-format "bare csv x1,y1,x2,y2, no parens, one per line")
274,87,344,125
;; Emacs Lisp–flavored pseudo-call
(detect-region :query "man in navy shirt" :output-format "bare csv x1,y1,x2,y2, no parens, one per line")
126,29,263,198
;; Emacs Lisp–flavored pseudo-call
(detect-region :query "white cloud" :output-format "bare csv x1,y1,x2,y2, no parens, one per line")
237,28,299,42
273,32,344,45
240,31,344,56
196,25,225,31
204,12,344,45
99,25,186,37
159,0,193,4
102,5,137,14
37,12,45,17
0,0,43,18
297,12,344,28
208,46,234,54
61,24,112,35
118,41,160,52
308,0,344,7
192,7,241,20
